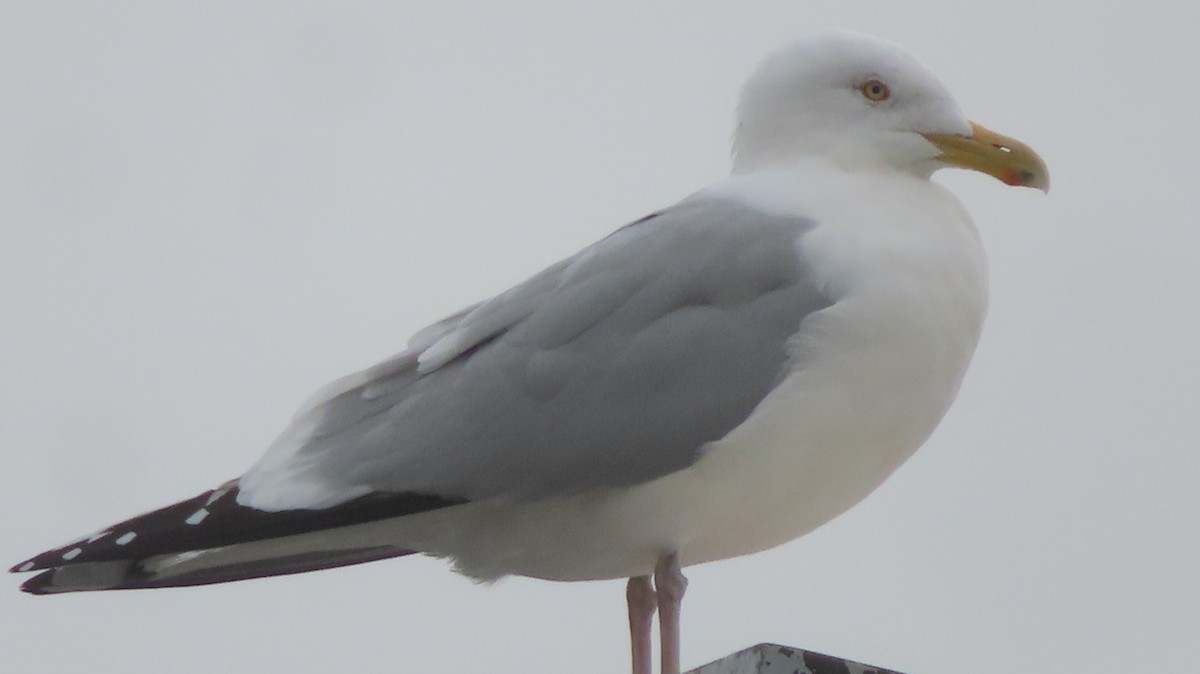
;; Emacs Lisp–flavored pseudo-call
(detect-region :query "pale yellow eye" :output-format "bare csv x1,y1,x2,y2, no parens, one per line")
859,79,890,102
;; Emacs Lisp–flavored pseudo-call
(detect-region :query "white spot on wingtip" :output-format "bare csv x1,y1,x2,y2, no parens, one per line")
204,489,228,507
17,561,35,572
115,532,137,546
185,508,209,525
62,547,82,561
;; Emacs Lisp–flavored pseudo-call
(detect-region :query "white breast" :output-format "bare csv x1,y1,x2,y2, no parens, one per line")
659,168,987,567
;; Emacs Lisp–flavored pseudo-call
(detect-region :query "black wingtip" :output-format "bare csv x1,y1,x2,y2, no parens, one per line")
13,483,464,578
17,546,417,594
9,482,244,575
11,549,69,574
11,547,85,574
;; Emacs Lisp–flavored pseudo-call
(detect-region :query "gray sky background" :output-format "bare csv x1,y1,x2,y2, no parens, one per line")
2,2,1196,672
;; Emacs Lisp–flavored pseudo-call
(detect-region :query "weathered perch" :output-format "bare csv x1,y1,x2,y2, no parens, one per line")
686,643,906,674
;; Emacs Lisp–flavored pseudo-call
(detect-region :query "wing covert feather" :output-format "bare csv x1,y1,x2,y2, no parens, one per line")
238,198,830,510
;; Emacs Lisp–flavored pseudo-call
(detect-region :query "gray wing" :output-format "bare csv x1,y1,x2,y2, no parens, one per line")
237,197,830,510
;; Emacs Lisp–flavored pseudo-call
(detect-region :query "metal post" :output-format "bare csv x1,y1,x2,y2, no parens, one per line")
686,643,907,674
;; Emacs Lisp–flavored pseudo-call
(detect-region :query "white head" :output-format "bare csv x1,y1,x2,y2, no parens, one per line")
732,31,1048,190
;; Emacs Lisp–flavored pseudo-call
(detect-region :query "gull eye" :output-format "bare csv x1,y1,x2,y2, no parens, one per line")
859,78,890,102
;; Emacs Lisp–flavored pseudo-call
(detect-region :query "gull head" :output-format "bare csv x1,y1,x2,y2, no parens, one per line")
732,31,1048,191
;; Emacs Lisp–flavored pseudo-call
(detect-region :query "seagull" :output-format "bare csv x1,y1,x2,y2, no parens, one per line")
11,31,1046,674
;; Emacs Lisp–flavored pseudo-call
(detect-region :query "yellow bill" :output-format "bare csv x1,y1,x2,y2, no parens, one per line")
924,122,1049,192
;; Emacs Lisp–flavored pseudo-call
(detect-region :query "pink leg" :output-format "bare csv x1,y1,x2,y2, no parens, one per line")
627,575,657,674
655,552,689,674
